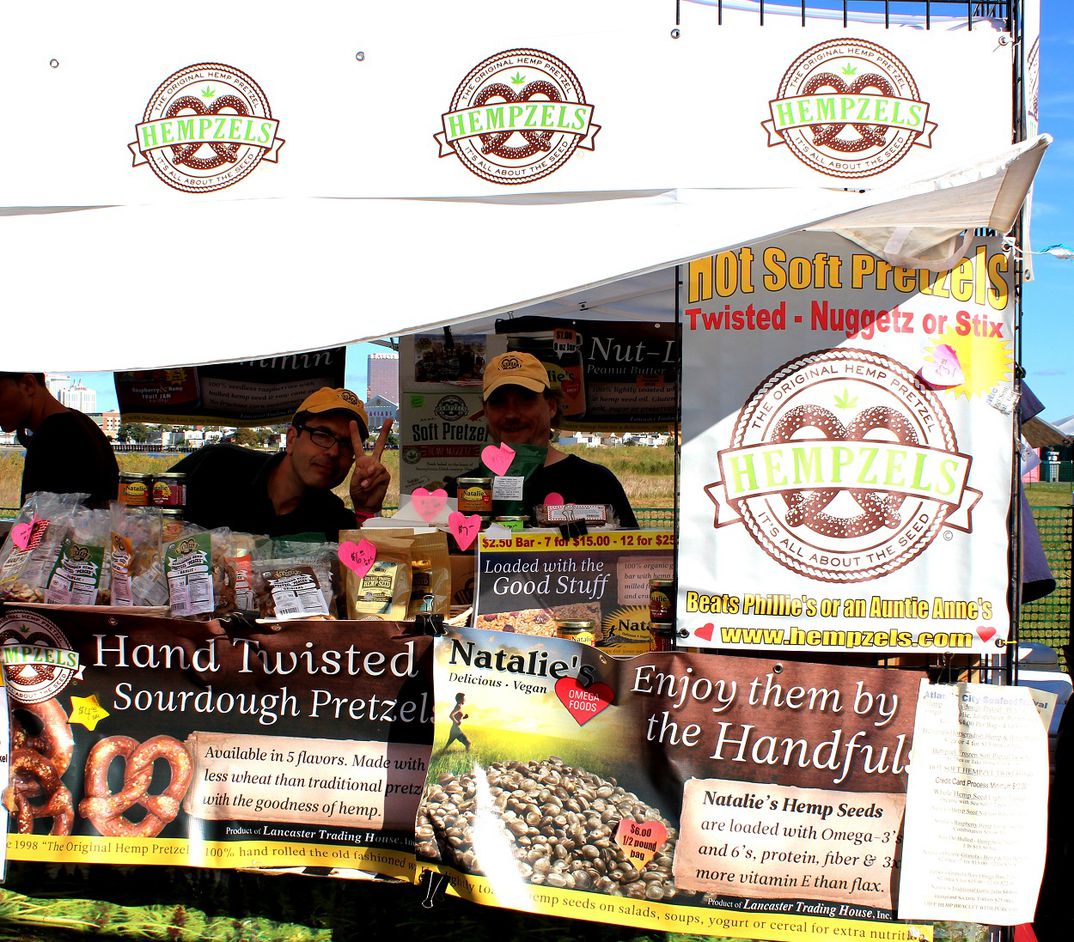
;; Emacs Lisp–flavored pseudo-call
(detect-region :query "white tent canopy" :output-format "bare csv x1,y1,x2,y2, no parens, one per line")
0,136,1048,372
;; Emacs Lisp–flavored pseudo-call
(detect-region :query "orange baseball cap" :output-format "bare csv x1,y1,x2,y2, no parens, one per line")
483,352,550,400
293,387,369,439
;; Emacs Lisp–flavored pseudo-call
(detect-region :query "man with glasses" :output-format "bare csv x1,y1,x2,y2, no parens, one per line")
171,388,391,539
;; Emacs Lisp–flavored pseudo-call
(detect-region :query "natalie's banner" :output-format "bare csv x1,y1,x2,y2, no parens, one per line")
417,628,933,940
475,530,675,653
114,348,346,426
0,606,431,877
678,234,1014,653
3,1,1013,205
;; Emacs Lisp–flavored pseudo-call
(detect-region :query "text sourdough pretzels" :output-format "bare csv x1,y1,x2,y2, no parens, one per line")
80,735,193,838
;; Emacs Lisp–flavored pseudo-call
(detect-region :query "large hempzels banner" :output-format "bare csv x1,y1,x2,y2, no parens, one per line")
417,628,930,941
679,234,1014,654
0,606,432,877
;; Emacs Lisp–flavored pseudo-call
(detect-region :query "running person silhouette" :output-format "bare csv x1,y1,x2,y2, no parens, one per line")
445,693,471,752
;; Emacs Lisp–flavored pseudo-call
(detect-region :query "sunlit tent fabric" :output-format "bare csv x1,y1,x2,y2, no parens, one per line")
0,136,1048,372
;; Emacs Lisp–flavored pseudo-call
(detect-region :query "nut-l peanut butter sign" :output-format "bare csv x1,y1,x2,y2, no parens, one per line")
762,39,935,178
129,63,284,193
435,49,599,184
705,349,979,583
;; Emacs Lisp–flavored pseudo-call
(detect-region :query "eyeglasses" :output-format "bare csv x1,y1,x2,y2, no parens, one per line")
297,424,354,454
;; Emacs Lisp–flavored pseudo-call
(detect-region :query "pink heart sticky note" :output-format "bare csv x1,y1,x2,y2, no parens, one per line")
448,511,482,551
481,443,516,477
10,521,33,551
614,819,669,869
543,492,565,507
977,626,997,643
554,677,614,726
694,623,714,642
919,344,964,389
411,487,447,524
339,539,377,578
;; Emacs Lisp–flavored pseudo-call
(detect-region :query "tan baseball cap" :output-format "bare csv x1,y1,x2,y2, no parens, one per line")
294,387,369,439
483,352,550,400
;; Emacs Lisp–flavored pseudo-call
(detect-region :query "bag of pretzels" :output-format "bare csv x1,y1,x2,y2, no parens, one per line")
252,543,338,622
42,507,111,606
100,504,167,608
340,530,412,621
0,491,88,602
163,525,235,619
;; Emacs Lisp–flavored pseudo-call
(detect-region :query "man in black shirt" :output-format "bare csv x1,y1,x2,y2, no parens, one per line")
171,387,391,540
0,372,119,508
465,353,637,528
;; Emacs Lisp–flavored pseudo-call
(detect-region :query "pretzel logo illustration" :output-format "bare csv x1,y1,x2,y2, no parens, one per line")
436,49,600,185
80,735,193,838
705,349,979,583
762,39,936,179
0,610,80,703
130,63,284,193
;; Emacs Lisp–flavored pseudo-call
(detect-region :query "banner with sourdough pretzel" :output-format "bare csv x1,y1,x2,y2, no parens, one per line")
416,627,937,940
678,233,1014,654
0,605,432,877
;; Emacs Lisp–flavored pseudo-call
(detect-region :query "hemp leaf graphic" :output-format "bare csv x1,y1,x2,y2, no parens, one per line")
841,62,857,76
201,86,216,99
510,72,526,85
834,388,859,410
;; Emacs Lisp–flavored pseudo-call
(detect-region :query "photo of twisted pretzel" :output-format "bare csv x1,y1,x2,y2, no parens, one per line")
165,94,247,169
773,404,918,539
474,81,559,159
1,698,74,834
79,735,193,838
802,72,895,153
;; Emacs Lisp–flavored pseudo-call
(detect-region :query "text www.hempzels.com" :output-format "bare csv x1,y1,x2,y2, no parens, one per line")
718,626,975,648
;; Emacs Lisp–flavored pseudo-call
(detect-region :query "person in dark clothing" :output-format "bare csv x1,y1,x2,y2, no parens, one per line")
171,387,392,540
0,372,119,508
456,352,637,528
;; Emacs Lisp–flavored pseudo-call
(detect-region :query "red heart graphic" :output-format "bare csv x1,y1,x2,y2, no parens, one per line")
449,511,482,551
411,487,447,523
338,539,377,578
977,626,997,642
614,819,669,869
543,492,565,507
694,623,714,642
555,677,614,726
481,443,516,477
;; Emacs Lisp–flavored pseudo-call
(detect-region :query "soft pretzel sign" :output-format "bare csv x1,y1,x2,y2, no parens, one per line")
678,233,1014,654
0,607,432,875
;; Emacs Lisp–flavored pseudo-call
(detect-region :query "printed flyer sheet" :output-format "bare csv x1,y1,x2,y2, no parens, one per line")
898,682,1048,925
0,606,432,877
679,234,1014,653
417,627,931,941
475,531,674,651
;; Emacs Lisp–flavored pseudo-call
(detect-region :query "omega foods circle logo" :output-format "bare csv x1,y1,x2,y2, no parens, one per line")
435,49,600,185
762,39,935,178
129,63,285,192
705,349,980,583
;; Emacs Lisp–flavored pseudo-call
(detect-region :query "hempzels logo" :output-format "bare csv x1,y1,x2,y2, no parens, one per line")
130,63,284,192
705,350,979,583
435,49,599,185
0,610,80,704
762,39,935,178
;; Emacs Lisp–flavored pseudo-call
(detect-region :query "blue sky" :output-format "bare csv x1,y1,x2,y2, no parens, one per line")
73,4,1071,421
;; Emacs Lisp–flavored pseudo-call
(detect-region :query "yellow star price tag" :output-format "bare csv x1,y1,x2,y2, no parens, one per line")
69,694,109,731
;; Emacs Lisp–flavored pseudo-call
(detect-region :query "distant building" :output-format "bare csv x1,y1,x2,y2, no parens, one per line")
45,374,72,398
101,411,121,440
365,395,398,433
52,378,96,412
367,353,399,403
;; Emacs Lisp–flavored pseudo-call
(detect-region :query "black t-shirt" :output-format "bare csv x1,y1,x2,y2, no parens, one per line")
20,410,119,508
454,454,638,528
170,445,356,540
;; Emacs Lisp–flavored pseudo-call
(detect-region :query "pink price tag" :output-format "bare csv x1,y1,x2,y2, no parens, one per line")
411,487,448,523
481,443,516,476
338,539,377,578
448,511,482,551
